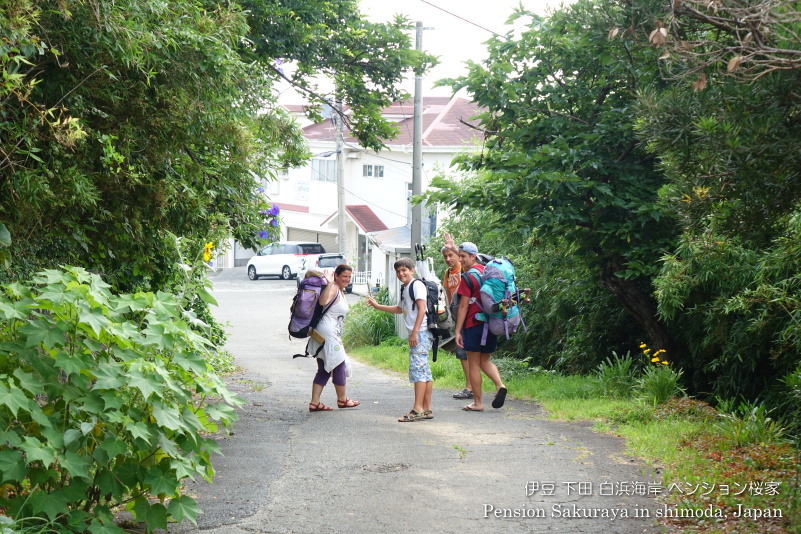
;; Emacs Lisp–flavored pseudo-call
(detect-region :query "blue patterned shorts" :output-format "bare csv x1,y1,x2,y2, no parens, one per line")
408,329,433,383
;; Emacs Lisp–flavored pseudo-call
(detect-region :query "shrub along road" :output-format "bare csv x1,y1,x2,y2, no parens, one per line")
170,267,665,533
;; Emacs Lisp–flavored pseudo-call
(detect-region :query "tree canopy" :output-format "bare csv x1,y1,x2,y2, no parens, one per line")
1,0,432,291
430,0,678,352
429,0,801,404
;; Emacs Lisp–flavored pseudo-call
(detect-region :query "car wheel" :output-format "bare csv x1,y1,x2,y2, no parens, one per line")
248,265,259,280
280,265,292,280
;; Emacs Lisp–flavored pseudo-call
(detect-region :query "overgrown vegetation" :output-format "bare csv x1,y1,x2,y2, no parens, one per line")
1,1,434,529
342,287,396,348
0,267,242,532
425,0,801,433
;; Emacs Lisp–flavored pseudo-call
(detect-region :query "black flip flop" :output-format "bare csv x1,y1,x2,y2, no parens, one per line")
492,387,507,409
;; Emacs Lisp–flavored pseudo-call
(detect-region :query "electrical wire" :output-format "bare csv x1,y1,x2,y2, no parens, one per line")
420,0,503,37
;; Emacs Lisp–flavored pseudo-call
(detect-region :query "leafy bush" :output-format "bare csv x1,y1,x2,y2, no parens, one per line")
636,365,685,405
436,208,647,374
593,351,635,398
0,267,242,533
715,401,787,448
342,287,396,347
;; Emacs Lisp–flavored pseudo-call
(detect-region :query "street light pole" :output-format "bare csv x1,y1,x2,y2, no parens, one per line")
336,96,347,256
411,21,424,252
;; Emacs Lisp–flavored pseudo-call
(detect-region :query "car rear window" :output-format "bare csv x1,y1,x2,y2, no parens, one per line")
299,244,325,254
318,256,344,268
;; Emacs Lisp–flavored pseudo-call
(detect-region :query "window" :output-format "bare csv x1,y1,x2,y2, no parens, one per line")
311,158,337,182
362,164,384,178
299,244,325,255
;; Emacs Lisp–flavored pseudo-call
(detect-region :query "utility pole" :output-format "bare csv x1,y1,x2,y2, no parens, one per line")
336,95,347,256
411,21,424,252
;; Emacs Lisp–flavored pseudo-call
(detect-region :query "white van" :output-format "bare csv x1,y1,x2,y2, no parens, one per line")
246,241,326,280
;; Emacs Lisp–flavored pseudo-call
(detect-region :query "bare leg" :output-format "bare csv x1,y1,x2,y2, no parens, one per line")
466,351,484,409
460,359,473,392
479,353,505,390
334,383,347,404
310,382,324,405
422,381,433,412
412,381,428,413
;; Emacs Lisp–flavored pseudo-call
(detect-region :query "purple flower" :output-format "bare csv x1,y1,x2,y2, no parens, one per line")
268,204,280,216
258,230,268,239
270,219,279,227
259,209,268,215
256,187,265,193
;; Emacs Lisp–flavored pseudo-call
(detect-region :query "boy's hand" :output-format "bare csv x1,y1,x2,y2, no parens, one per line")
365,296,376,308
443,232,457,251
409,330,419,348
455,332,463,349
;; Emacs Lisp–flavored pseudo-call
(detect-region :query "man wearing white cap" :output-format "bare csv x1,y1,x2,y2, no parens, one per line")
453,242,508,411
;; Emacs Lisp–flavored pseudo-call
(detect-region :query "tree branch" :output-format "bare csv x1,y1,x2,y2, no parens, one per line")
527,108,591,126
458,117,500,136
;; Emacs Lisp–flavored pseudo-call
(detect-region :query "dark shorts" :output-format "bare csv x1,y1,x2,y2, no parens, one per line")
462,324,498,354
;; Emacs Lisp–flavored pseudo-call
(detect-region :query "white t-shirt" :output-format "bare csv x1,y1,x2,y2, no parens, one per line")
401,279,428,333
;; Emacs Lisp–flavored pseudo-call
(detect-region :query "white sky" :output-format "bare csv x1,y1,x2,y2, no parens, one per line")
359,0,561,96
277,0,562,103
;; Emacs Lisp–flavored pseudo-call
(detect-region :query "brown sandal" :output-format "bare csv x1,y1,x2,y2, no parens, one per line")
309,402,333,412
337,398,360,408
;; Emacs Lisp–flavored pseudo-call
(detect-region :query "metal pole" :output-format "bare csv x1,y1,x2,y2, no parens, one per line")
411,21,423,252
336,96,347,256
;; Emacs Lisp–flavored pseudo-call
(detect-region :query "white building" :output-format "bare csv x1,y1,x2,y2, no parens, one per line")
229,95,482,288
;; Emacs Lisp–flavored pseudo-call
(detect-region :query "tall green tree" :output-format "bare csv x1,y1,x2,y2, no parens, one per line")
636,2,801,399
429,0,678,353
0,0,431,291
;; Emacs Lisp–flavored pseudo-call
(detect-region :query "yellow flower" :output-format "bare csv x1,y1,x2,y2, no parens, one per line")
203,241,214,262
639,343,647,349
651,357,660,362
643,348,651,354
661,360,669,365
655,349,666,355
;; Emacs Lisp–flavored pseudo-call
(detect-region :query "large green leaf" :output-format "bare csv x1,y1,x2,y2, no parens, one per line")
29,489,68,520
91,365,126,390
0,449,26,481
150,401,184,431
144,466,180,496
0,383,32,416
57,451,92,479
167,495,199,525
20,436,57,467
0,223,10,247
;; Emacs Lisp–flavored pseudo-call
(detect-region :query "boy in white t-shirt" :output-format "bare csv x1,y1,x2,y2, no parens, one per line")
366,257,433,422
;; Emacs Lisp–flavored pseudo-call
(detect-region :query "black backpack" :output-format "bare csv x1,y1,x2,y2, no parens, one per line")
403,278,451,362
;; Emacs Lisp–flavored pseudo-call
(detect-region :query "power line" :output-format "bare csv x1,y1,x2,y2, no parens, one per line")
420,0,503,37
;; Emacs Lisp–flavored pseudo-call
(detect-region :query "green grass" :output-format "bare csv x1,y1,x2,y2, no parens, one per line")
350,342,800,534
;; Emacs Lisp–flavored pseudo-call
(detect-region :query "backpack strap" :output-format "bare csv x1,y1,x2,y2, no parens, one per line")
318,289,339,320
463,268,482,293
404,278,424,311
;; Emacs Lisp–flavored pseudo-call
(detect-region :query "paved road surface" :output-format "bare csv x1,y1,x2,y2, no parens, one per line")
169,267,666,534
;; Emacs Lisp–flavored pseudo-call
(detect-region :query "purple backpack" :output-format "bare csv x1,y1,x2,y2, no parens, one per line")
288,272,336,339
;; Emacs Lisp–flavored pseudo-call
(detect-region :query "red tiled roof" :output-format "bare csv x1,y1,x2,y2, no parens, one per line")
321,205,388,233
346,205,388,232
275,203,309,213
300,95,483,148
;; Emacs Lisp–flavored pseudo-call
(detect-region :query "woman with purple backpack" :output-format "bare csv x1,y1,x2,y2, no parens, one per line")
307,264,360,411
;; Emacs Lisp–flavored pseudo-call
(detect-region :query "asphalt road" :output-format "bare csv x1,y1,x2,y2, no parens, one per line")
169,267,666,534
